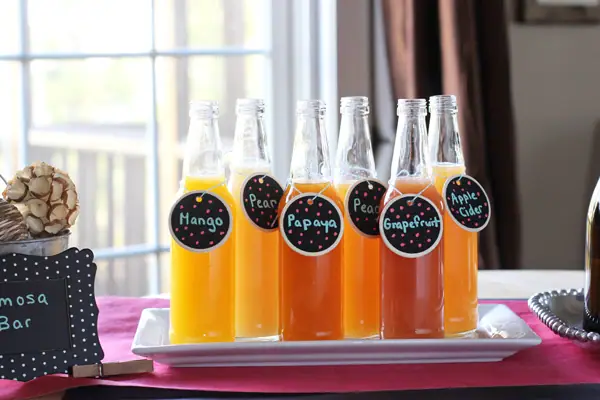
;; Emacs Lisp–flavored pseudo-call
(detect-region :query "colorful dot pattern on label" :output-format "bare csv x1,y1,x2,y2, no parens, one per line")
380,195,443,258
443,175,491,232
346,179,386,237
241,174,284,231
169,191,232,252
280,194,343,256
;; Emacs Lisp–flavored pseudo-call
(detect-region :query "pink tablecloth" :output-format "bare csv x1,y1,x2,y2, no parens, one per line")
2,297,600,400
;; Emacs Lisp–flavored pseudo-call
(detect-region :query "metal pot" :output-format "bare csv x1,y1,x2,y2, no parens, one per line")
0,231,71,257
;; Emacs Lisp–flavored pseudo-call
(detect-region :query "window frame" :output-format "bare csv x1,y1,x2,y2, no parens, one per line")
0,0,328,295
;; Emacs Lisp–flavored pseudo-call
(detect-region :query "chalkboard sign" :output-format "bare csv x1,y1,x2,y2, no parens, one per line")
241,173,284,231
379,195,443,258
280,193,344,257
442,175,491,232
344,179,387,237
169,191,233,253
0,248,103,382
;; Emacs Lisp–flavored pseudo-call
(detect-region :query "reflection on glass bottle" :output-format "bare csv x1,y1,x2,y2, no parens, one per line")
278,99,344,341
380,99,444,339
584,180,600,333
429,94,478,337
228,98,279,341
333,96,380,340
170,101,235,344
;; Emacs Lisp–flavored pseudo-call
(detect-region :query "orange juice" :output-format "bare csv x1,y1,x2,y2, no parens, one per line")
336,181,380,339
229,167,279,340
433,163,478,336
380,178,444,339
170,175,235,344
279,181,344,341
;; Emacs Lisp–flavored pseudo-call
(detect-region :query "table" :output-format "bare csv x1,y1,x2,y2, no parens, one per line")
29,269,585,400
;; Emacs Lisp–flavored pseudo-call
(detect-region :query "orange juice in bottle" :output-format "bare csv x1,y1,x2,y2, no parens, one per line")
429,95,478,337
169,100,235,344
279,99,344,341
228,99,283,341
334,96,383,339
379,99,444,339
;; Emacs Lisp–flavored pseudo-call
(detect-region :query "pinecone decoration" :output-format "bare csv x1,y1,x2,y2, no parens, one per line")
0,198,30,242
2,162,80,237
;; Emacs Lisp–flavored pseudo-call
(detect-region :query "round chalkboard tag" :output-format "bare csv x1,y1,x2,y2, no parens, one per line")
379,194,443,258
169,191,233,253
279,193,344,257
442,175,491,232
344,179,387,237
241,173,284,231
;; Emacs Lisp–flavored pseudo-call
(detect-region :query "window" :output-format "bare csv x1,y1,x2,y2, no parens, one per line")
0,0,326,296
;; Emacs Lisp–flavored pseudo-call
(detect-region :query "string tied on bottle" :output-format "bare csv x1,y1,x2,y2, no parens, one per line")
287,180,332,204
182,179,227,203
232,168,271,185
387,170,434,205
336,165,378,190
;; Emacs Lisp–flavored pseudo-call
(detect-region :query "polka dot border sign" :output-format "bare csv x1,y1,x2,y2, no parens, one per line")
0,248,104,382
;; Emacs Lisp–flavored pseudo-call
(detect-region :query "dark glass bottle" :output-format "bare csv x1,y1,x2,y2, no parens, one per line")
584,180,600,332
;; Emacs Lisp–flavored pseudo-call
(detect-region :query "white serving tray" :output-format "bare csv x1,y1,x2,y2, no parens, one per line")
131,304,541,367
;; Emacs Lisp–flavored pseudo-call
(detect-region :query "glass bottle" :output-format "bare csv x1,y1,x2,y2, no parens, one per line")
428,94,478,337
278,99,344,341
380,99,444,339
333,96,380,339
228,98,279,341
584,179,600,333
170,100,236,344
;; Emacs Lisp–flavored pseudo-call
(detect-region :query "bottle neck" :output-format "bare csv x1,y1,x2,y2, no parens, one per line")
334,112,376,182
390,111,431,180
428,110,464,166
290,112,331,182
182,116,224,178
231,112,271,170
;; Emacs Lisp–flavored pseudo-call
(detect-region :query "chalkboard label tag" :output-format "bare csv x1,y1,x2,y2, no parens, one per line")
344,179,387,237
379,195,443,258
241,173,284,231
280,193,344,257
442,175,491,232
169,191,233,253
0,248,103,382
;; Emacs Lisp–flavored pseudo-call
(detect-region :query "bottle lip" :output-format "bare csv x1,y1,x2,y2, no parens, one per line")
236,98,265,116
189,100,219,118
297,99,326,115
428,94,457,113
340,96,369,115
397,98,427,115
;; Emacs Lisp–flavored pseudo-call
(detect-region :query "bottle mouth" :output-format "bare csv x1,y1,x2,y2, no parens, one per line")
429,95,457,113
340,96,369,115
236,98,265,115
397,99,427,116
297,99,326,116
189,100,219,118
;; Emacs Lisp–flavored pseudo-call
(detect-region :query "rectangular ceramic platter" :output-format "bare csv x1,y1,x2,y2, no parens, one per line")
131,304,541,367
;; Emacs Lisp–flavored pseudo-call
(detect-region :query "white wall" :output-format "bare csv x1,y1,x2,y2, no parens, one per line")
509,24,600,270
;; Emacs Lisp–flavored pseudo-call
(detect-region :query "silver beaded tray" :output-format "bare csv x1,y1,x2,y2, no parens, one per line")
528,288,600,344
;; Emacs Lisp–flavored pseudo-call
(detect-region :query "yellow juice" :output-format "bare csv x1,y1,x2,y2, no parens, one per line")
229,168,279,339
170,175,236,344
432,164,478,336
335,182,380,339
